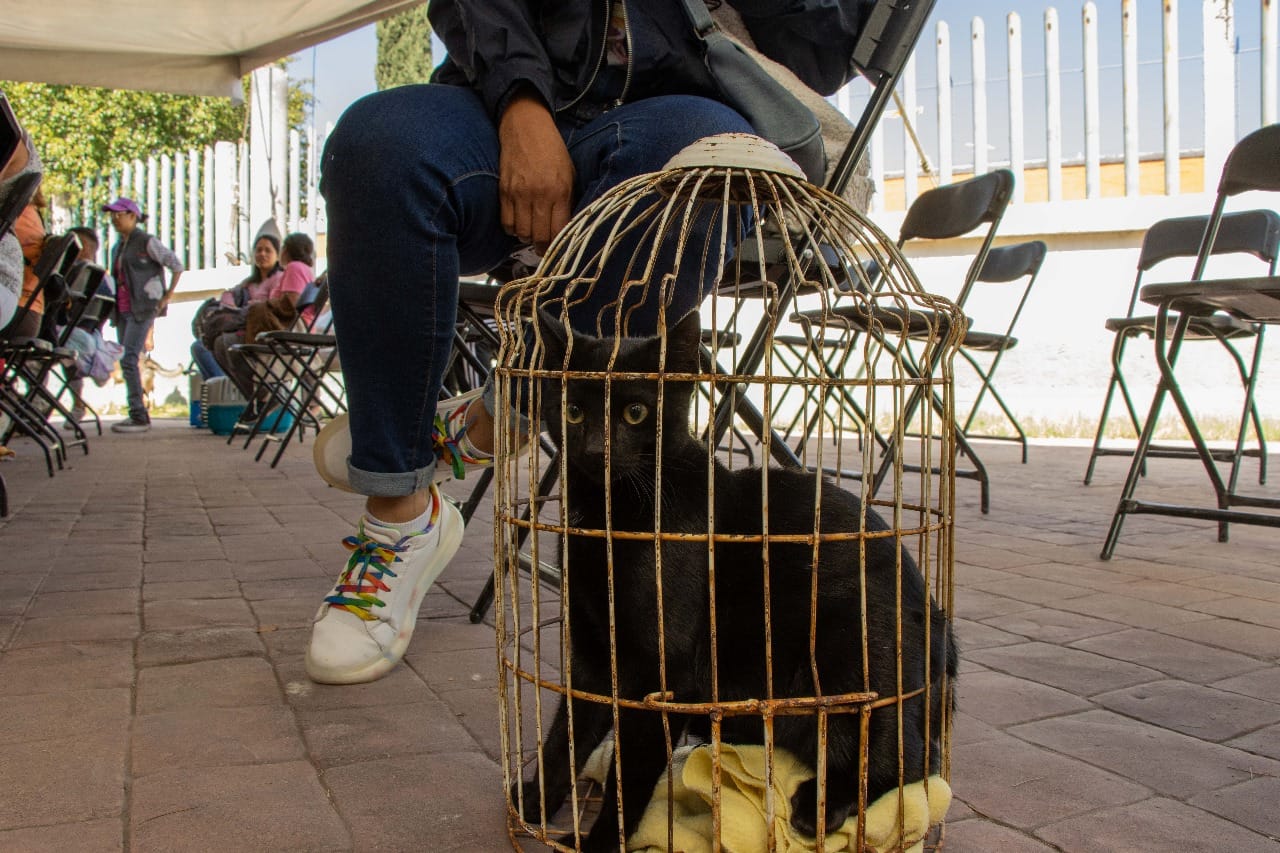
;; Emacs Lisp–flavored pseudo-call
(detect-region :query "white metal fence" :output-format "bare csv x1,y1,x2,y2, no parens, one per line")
73,0,1276,271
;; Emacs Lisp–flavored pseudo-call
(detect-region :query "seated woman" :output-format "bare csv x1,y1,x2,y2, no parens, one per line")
213,231,316,423
193,230,282,381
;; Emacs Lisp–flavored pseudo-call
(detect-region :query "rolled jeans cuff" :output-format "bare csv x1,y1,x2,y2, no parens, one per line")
347,464,437,498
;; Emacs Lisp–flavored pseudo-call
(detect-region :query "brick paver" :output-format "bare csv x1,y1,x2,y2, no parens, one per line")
1,422,1277,850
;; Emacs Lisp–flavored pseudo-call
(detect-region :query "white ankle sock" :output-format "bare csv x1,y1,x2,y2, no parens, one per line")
366,489,440,539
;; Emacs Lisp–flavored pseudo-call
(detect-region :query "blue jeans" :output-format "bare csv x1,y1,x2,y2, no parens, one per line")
117,313,153,421
321,84,751,497
191,340,225,380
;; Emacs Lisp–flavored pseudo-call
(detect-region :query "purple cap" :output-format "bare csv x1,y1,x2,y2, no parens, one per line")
101,197,144,219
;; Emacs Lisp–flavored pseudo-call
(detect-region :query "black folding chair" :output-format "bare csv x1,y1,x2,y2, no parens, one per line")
58,261,115,437
1102,123,1280,557
791,170,1015,512
0,232,82,475
230,278,345,464
1084,210,1278,487
956,240,1047,462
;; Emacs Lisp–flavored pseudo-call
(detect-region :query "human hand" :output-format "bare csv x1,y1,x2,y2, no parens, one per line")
498,91,574,253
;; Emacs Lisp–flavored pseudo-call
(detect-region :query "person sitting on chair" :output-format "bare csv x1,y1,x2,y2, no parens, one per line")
213,231,316,424
305,0,870,685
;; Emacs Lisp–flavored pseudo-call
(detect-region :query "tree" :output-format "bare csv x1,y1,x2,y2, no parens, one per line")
376,4,434,91
3,64,312,211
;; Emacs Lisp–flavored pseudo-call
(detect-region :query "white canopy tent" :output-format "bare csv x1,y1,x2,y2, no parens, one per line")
0,0,423,98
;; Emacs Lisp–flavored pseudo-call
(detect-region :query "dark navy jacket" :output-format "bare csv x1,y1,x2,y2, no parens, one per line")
428,0,865,121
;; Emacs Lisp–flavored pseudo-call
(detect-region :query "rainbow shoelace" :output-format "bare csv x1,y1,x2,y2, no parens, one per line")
323,490,443,621
432,398,493,481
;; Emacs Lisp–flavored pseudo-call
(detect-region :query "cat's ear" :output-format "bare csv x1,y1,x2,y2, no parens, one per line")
663,310,703,373
536,307,569,366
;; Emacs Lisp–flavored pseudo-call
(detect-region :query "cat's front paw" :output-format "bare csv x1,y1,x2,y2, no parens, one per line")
789,779,853,838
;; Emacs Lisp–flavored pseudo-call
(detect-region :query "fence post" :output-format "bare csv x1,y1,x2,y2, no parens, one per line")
870,119,885,214
1008,12,1024,202
937,21,953,186
1083,3,1101,199
902,52,919,205
288,128,302,233
1264,0,1277,125
972,17,988,176
174,153,187,263
1164,0,1181,195
306,124,320,235
1122,0,1140,196
238,140,251,262
1045,7,1063,202
203,147,215,270
214,141,237,268
1202,0,1236,189
188,150,201,270
159,154,172,248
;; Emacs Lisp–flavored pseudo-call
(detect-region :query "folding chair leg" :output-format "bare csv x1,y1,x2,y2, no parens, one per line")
958,348,1029,463
1224,327,1267,495
1103,308,1216,557
1085,332,1151,485
0,394,59,477
469,451,561,624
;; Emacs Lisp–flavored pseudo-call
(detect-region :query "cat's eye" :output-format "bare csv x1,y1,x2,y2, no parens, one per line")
622,403,649,425
565,403,585,424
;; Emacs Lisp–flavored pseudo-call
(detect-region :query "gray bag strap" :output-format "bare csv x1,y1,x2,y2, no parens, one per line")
678,0,726,46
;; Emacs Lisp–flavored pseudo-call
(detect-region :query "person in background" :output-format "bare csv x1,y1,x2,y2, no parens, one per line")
61,226,116,427
196,229,282,382
212,230,316,422
103,196,184,434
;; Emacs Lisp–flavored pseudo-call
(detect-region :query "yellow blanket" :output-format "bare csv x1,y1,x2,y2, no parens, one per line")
623,743,950,853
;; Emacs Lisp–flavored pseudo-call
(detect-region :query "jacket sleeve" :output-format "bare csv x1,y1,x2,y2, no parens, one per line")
144,236,185,274
727,0,863,95
428,0,556,120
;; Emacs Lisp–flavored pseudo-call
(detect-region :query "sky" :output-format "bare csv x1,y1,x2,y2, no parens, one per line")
298,0,1273,164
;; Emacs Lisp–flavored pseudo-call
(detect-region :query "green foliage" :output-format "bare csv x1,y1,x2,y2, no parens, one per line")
376,4,434,90
3,82,241,206
3,61,313,211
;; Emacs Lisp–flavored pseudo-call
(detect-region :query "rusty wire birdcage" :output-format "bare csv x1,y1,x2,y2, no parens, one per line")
492,134,962,853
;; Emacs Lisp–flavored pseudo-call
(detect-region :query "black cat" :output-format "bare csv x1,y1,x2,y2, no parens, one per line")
513,309,956,851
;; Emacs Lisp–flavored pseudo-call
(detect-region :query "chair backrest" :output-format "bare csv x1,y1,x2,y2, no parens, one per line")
302,274,330,332
1194,123,1280,280
900,170,1014,242
29,231,80,294
295,280,320,312
1125,209,1280,318
977,240,1047,284
58,262,112,342
970,240,1046,340
1218,123,1280,198
896,169,1015,308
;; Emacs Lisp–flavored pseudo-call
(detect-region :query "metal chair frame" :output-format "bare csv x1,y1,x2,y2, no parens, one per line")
790,169,1015,513
1084,210,1279,486
1102,123,1280,557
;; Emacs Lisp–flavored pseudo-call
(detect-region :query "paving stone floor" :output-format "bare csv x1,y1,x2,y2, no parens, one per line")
0,419,1277,851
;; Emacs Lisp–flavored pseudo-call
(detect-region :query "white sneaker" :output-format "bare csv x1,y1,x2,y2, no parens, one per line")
305,485,464,684
313,388,493,493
